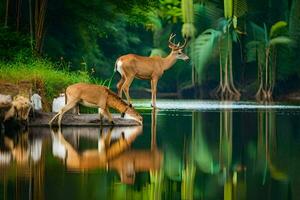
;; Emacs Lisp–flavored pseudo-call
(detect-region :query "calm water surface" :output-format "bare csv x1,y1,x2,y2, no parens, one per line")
1,100,300,200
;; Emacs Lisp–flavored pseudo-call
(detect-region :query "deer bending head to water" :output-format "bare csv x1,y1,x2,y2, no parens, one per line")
115,33,189,107
49,83,143,126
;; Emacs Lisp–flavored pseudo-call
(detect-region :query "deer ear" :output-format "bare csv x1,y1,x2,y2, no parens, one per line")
168,44,174,49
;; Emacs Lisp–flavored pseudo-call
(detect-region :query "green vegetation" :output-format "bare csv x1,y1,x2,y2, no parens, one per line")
0,59,93,107
0,0,299,100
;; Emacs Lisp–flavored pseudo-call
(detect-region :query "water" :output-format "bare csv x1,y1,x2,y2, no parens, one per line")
1,100,300,200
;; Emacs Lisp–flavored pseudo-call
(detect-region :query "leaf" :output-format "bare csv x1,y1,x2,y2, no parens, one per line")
270,21,288,38
269,36,293,46
245,41,265,63
233,0,247,17
249,22,265,42
190,29,221,78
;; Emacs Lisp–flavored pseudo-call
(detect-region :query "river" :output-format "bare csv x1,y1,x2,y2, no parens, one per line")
0,100,300,200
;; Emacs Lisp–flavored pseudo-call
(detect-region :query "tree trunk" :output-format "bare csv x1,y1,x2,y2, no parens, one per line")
16,0,22,31
34,0,48,54
29,0,33,50
4,0,10,27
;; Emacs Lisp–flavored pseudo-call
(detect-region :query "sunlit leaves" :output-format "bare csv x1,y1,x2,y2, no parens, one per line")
270,21,288,38
269,36,293,46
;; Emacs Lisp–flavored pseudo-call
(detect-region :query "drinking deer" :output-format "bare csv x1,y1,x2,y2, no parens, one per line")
115,33,189,107
49,83,143,126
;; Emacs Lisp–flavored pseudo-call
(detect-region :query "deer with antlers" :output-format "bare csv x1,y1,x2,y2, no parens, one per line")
115,33,189,108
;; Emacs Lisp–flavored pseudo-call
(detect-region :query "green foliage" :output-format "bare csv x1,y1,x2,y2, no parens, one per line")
0,59,95,103
224,0,233,19
270,21,288,38
0,27,32,62
246,21,292,65
190,29,221,78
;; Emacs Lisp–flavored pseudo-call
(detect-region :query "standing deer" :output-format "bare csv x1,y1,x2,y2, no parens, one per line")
115,33,189,107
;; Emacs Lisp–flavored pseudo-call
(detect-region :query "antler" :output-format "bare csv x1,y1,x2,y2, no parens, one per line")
179,37,188,49
168,33,178,48
168,33,188,49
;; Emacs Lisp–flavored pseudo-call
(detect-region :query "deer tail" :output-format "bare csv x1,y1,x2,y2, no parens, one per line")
114,59,118,72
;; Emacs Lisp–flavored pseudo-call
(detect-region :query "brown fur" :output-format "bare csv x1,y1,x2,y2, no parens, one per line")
51,126,162,184
115,34,189,107
49,83,142,126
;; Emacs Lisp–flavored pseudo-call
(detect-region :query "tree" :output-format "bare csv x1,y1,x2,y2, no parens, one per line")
246,21,292,101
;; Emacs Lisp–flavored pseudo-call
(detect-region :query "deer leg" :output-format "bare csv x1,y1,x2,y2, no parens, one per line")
104,107,114,125
122,76,134,106
151,78,158,108
57,100,78,127
117,77,125,98
99,106,114,125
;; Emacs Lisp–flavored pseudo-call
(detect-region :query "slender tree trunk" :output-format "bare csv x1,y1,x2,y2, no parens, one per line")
4,0,10,27
270,48,277,93
16,0,22,31
29,0,33,50
265,48,270,91
228,42,240,98
255,61,264,100
34,0,48,54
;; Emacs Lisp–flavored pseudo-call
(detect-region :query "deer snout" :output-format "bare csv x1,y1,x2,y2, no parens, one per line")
183,55,190,61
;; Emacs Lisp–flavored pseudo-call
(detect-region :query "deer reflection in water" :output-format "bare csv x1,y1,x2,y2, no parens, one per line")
51,120,163,184
0,129,42,166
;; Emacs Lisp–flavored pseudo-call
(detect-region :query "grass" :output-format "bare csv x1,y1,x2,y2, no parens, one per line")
0,59,103,110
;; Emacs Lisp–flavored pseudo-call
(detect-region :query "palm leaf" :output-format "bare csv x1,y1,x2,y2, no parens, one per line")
245,41,265,64
233,0,248,17
190,29,221,76
249,22,265,42
245,41,260,63
194,3,223,25
269,36,293,46
270,21,288,38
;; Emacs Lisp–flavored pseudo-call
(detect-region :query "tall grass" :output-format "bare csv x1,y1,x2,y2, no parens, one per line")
0,59,103,110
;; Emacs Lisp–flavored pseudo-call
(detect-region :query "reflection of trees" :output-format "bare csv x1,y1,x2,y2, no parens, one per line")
257,110,289,181
190,107,242,200
219,109,233,200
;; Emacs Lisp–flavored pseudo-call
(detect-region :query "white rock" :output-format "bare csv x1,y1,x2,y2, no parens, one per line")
52,93,65,112
0,94,12,105
31,93,42,110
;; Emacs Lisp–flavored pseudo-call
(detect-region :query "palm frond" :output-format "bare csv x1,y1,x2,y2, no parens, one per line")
190,29,221,75
249,22,265,41
270,21,288,38
233,0,247,17
269,36,293,46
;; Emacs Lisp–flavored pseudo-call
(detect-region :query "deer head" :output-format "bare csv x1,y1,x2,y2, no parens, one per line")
168,33,189,61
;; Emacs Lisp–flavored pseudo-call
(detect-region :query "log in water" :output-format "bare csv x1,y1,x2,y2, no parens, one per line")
30,111,140,127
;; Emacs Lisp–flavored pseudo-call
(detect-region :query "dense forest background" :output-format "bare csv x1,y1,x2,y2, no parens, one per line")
0,0,300,100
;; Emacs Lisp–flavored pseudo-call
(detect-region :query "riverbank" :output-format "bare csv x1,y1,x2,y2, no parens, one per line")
0,59,94,111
